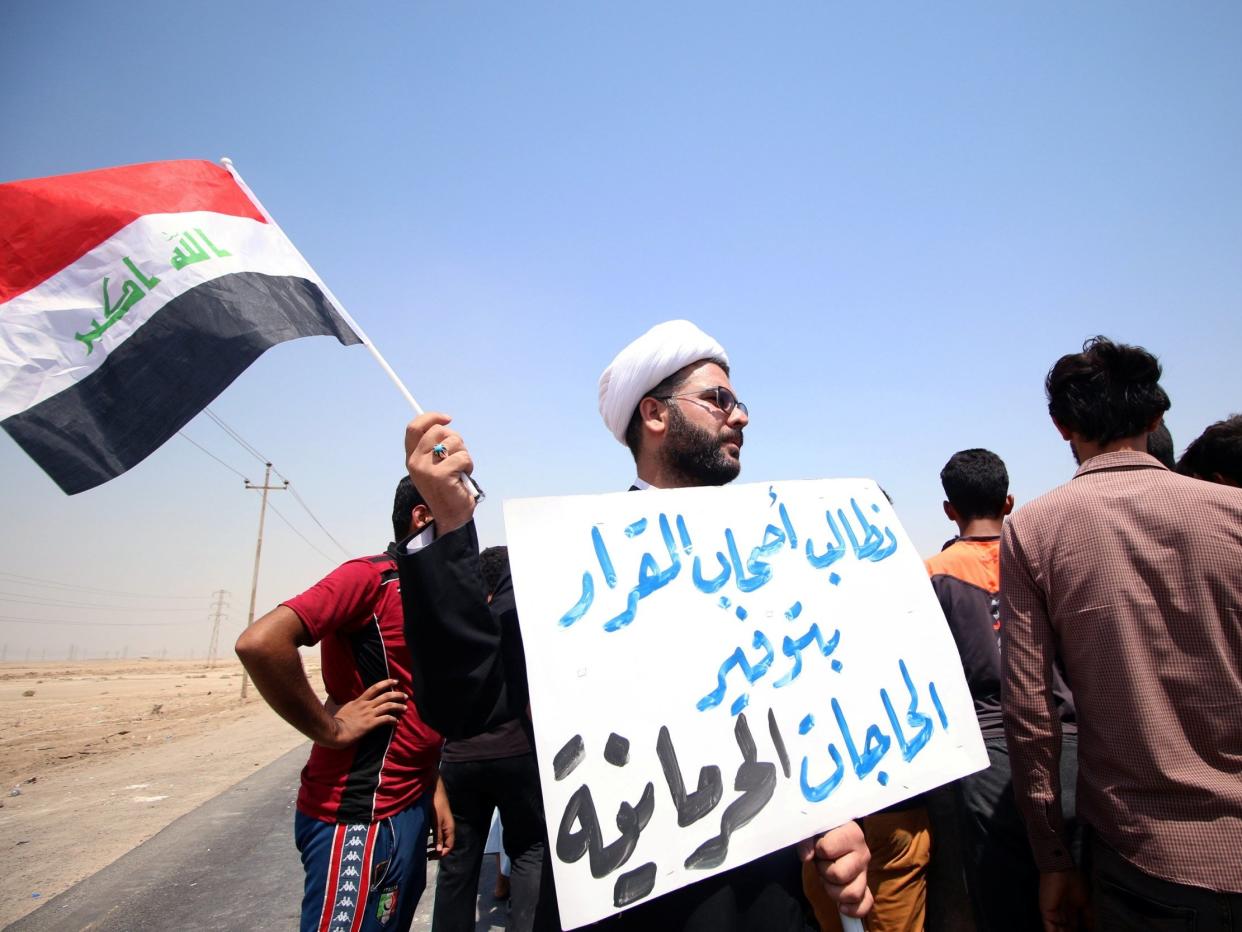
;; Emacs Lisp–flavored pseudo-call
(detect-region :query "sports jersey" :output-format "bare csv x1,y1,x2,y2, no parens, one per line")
926,537,1074,739
284,551,442,823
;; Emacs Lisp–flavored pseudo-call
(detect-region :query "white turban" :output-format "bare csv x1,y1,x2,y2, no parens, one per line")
598,319,729,444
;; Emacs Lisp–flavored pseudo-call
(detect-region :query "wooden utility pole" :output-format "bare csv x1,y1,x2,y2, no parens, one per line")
239,463,287,698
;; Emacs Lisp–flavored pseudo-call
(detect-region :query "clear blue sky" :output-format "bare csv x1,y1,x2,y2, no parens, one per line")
2,1,1240,659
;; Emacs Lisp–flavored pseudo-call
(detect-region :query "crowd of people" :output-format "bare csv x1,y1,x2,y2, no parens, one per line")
237,322,1241,932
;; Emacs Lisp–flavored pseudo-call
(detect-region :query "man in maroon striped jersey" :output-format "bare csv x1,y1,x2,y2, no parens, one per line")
236,477,452,932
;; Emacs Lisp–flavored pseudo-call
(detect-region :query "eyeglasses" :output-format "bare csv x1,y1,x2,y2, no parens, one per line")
653,385,749,419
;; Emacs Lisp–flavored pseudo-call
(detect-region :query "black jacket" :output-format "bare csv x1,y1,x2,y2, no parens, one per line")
398,520,815,931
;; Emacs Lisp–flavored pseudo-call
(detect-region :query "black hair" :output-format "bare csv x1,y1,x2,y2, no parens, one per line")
940,448,1009,520
1177,414,1242,485
479,545,511,598
1045,336,1170,444
622,357,730,460
1146,422,1176,469
391,476,427,541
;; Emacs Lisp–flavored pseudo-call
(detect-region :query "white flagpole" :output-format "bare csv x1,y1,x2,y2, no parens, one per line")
219,156,482,500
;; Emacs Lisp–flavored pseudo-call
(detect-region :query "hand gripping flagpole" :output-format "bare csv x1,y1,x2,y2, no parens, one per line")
219,157,482,502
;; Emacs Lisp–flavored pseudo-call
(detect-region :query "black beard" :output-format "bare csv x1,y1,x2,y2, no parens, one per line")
661,404,743,487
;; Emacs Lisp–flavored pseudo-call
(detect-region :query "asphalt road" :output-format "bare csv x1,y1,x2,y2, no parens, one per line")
9,745,507,932
8,744,969,931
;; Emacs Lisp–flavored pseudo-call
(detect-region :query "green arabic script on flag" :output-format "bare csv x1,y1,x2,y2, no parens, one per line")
74,227,233,354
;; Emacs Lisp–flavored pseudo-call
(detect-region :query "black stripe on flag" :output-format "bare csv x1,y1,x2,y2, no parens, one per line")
2,271,362,494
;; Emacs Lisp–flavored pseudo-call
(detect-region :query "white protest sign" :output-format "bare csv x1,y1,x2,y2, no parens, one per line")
504,479,987,929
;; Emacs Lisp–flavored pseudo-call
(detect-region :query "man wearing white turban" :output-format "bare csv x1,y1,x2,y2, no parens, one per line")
397,321,873,930
597,319,747,490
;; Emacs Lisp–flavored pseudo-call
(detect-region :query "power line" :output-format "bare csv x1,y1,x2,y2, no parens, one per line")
267,501,336,563
199,408,351,560
177,430,249,480
0,571,205,600
204,409,352,558
0,615,202,627
283,482,352,558
203,407,267,464
0,592,204,612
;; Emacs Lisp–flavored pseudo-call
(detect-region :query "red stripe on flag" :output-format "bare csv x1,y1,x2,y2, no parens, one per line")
0,159,266,303
317,824,348,932
349,823,380,932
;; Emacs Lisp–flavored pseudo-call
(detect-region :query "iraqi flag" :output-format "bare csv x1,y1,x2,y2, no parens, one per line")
0,159,363,494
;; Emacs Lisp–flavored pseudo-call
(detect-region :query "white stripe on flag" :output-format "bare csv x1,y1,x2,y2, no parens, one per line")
0,211,336,420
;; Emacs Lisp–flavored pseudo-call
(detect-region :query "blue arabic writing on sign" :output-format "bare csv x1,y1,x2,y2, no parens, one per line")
558,489,898,632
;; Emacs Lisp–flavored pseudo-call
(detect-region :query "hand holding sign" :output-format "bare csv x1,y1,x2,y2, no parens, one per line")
799,823,874,918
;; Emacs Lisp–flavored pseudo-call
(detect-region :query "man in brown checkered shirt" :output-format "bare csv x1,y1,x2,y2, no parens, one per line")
1000,336,1242,931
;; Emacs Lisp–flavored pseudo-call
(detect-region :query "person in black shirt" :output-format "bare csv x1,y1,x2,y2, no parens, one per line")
432,545,547,932
399,321,872,931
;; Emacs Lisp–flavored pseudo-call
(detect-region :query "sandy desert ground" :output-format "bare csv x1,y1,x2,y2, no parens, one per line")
0,658,315,927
